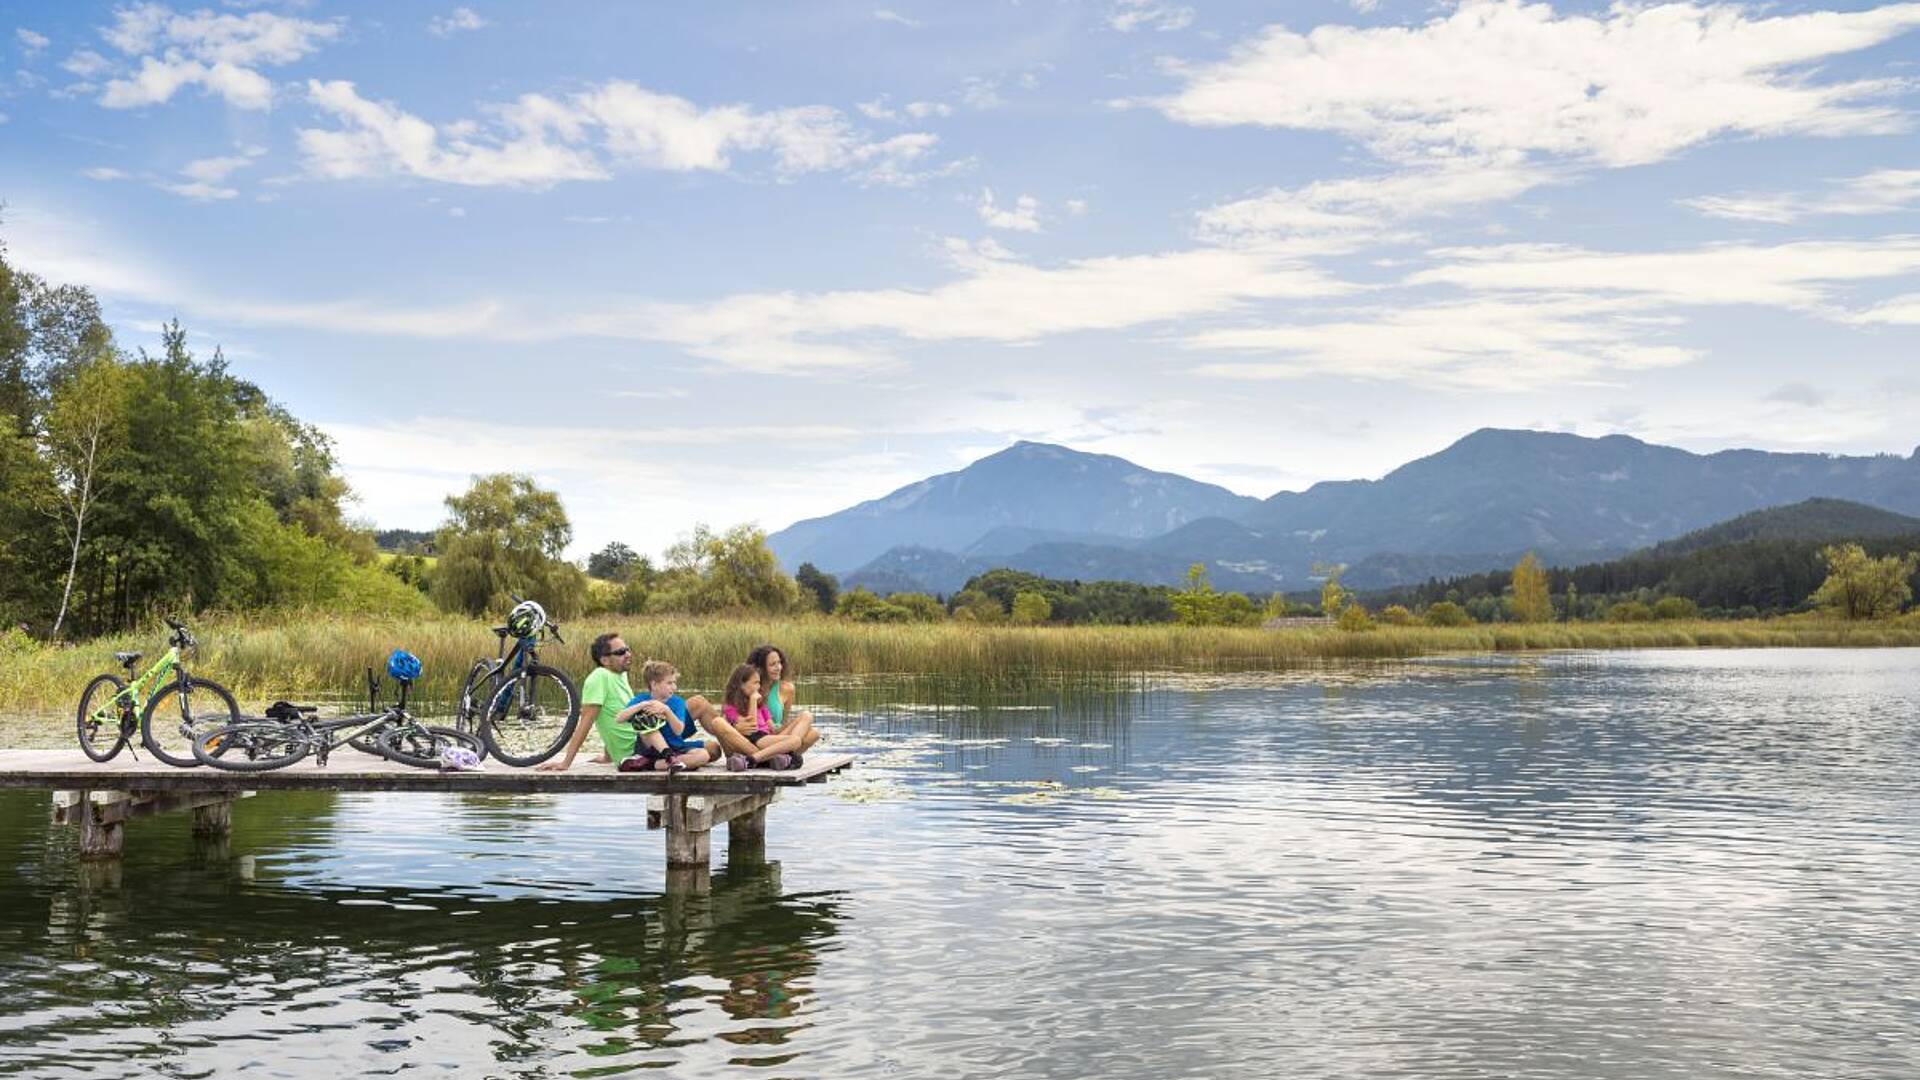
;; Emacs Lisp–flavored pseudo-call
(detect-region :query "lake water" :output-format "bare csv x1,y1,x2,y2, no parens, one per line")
3,649,1918,1078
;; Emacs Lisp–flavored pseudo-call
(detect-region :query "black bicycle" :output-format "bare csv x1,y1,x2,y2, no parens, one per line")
454,597,580,767
75,616,240,767
192,663,481,772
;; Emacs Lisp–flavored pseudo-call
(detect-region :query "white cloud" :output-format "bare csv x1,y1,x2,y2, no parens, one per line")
905,100,952,119
61,50,112,78
873,9,920,28
1197,164,1549,245
978,188,1041,232
857,96,953,123
297,78,941,188
17,28,49,54
1065,198,1089,216
1410,238,1920,310
83,167,130,180
1188,294,1699,390
428,7,489,36
96,3,339,110
1153,1,1920,169
1110,1,1195,33
299,80,608,187
1680,168,1920,223
156,146,266,199
590,238,1352,372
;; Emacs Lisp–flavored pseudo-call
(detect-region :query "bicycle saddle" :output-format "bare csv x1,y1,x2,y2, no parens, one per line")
490,625,511,637
114,651,142,666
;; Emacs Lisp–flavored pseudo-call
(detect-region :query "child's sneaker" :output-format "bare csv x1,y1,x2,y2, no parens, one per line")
785,751,804,770
727,753,750,772
765,753,793,770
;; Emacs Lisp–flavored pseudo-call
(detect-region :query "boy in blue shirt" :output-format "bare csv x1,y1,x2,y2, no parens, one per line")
627,659,715,770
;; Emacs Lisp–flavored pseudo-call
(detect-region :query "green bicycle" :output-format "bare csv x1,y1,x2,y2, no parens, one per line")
75,616,241,768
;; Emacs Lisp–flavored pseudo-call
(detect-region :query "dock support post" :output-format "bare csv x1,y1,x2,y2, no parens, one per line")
191,800,233,837
728,805,768,866
75,790,125,861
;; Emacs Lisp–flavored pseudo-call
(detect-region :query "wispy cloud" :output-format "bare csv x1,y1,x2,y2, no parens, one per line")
1681,168,1920,223
873,9,920,28
428,7,489,37
297,79,943,189
16,28,49,55
1109,1,1194,33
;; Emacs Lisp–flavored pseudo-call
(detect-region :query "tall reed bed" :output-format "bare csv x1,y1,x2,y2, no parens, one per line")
4,612,1918,716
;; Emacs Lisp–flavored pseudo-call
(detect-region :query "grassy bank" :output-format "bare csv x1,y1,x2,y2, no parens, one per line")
4,612,1919,719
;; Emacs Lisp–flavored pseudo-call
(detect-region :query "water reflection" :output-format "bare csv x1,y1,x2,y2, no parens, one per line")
5,649,1920,1078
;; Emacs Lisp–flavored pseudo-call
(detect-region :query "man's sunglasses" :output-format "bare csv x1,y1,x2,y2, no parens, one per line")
606,647,632,657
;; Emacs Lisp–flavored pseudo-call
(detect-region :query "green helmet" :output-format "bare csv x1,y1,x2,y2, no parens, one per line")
506,599,547,639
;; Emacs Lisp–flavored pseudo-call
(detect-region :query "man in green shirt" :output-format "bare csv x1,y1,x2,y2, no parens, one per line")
538,631,649,770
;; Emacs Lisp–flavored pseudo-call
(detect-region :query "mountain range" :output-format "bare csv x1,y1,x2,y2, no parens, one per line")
765,430,1920,596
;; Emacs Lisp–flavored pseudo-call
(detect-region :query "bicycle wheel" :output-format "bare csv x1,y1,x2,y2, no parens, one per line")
480,664,579,767
141,676,242,768
457,659,499,756
376,724,484,769
193,721,309,772
76,674,130,762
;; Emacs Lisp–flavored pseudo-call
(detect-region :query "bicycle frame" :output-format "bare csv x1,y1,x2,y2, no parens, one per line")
88,646,182,731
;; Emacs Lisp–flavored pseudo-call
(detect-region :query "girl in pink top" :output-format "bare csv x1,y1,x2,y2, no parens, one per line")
722,663,804,769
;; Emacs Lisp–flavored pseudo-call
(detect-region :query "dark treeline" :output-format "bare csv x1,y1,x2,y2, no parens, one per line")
1379,534,1920,619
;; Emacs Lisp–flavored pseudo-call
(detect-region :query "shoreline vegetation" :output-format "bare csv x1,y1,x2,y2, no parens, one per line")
5,613,1918,725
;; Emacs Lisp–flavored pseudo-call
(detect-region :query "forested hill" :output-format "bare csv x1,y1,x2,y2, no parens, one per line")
1644,498,1920,558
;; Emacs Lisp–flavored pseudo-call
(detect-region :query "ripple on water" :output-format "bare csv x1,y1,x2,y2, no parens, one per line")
4,649,1920,1078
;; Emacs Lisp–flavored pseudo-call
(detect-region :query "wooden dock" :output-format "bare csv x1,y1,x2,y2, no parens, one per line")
0,749,853,889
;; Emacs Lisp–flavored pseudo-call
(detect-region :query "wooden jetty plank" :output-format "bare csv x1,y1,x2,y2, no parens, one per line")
0,749,852,796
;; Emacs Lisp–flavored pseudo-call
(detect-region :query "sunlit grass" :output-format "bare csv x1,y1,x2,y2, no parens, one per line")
4,612,1917,726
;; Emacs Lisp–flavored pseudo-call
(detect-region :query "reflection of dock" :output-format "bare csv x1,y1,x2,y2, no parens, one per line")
0,749,853,887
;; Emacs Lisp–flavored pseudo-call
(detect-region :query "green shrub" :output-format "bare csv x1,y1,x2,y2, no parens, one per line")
1011,591,1053,625
1423,601,1473,627
890,592,947,621
1336,604,1376,632
1608,600,1654,622
1651,596,1700,621
1378,603,1417,626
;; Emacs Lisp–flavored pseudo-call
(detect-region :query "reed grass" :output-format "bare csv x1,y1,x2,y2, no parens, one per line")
4,611,1918,720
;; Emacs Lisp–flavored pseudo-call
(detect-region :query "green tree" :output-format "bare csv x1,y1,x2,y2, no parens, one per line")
587,541,643,582
1509,552,1552,623
651,524,799,614
1378,603,1417,626
891,592,947,621
431,473,588,618
1171,563,1221,626
1011,590,1052,625
41,358,126,638
1810,542,1920,619
1607,600,1653,622
795,561,839,613
1423,601,1473,627
1651,596,1700,620
834,587,909,622
951,588,1006,623
1316,562,1351,617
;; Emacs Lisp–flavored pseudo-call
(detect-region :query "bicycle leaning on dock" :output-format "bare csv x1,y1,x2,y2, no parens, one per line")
75,616,241,768
191,651,483,772
452,598,580,767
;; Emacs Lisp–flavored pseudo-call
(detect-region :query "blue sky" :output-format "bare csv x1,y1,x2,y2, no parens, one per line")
4,0,1920,560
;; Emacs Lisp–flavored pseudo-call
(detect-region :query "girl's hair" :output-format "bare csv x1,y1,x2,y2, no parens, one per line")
723,662,759,716
590,632,623,666
746,644,788,684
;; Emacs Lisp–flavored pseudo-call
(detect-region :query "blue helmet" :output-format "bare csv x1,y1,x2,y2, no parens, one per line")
387,649,422,683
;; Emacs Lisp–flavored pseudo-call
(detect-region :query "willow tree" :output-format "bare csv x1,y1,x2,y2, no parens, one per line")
431,473,587,618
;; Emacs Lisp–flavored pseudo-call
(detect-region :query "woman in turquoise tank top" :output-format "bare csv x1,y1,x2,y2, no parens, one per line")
748,644,820,756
